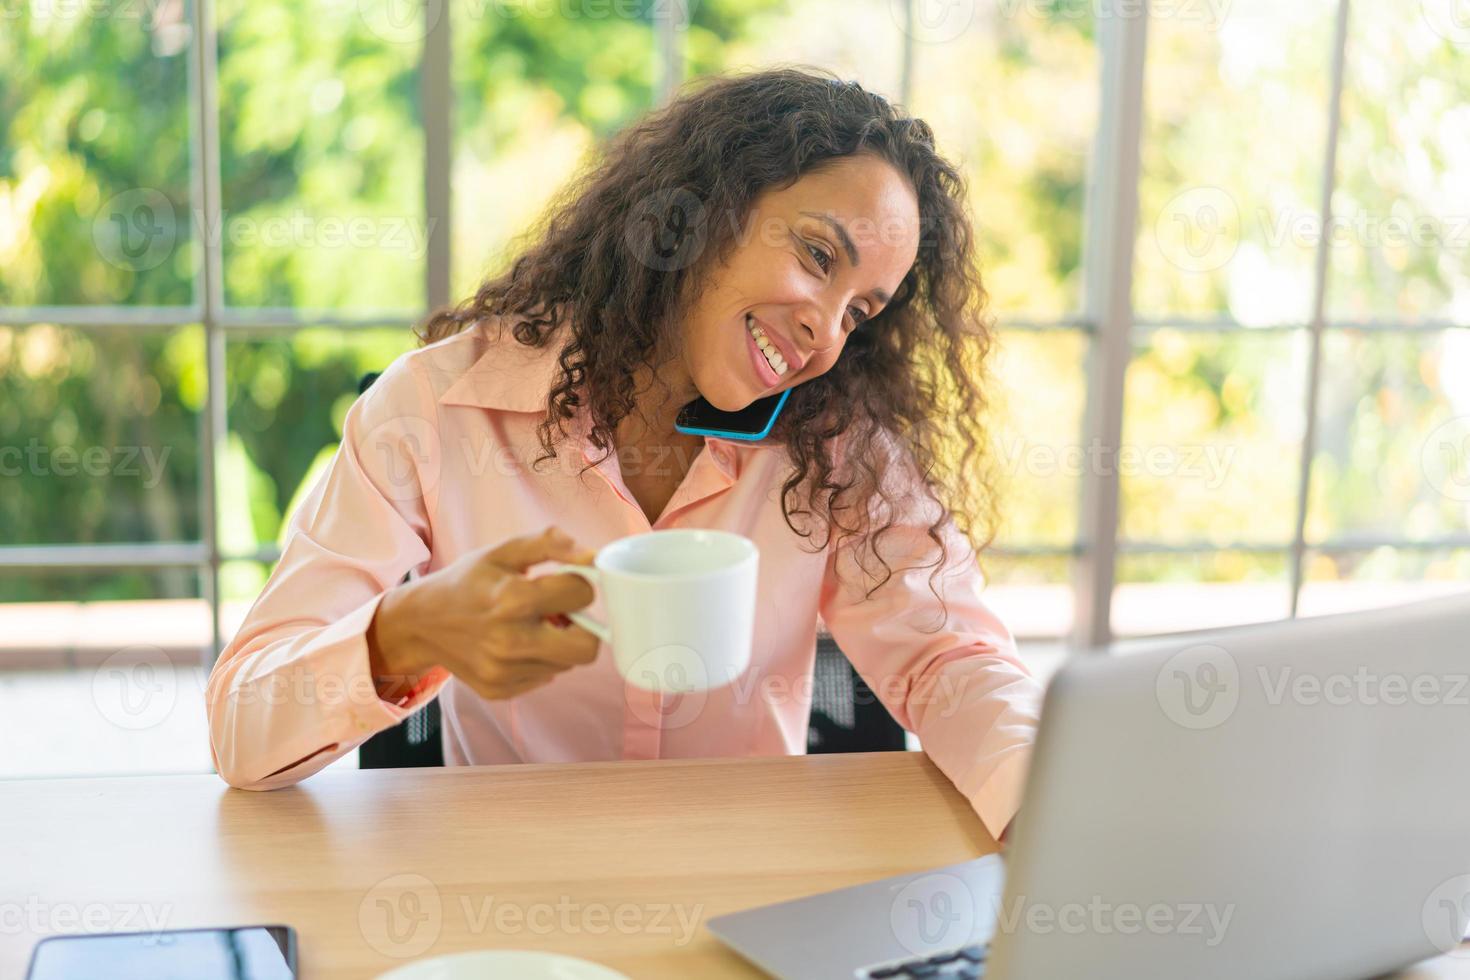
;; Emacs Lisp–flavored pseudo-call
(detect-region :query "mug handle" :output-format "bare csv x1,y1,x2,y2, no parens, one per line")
548,563,611,644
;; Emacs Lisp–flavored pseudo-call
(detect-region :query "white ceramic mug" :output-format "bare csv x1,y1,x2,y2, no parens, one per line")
552,529,758,694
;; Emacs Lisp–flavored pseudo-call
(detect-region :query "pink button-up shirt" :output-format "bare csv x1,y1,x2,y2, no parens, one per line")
206,320,1043,839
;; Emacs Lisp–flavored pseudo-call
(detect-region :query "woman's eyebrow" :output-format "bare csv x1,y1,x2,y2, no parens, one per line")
799,210,894,306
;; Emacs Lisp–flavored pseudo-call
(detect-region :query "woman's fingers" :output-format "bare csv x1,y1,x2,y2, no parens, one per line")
484,526,597,574
481,657,564,686
487,619,600,667
526,620,602,665
496,572,596,619
467,664,558,702
473,642,596,698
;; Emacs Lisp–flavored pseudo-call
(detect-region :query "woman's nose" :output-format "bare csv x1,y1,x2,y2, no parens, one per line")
800,305,844,353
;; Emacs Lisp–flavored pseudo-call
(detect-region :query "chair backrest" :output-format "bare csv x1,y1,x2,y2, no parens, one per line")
806,634,909,753
358,698,445,768
359,635,908,767
351,371,907,768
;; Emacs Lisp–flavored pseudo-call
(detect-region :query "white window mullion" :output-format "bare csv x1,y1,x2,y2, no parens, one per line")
1070,7,1149,651
1288,0,1352,617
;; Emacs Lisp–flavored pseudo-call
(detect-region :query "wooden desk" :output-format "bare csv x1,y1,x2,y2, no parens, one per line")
4,753,1467,979
3,754,990,978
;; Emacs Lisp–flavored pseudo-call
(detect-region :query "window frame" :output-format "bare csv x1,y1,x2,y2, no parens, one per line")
1,0,1465,664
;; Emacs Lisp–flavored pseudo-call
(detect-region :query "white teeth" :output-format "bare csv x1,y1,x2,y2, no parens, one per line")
745,315,788,376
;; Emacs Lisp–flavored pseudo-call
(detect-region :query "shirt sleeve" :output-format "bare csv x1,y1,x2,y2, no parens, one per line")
817,434,1044,841
205,355,452,790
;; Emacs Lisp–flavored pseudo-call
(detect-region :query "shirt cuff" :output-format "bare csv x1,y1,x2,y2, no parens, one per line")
967,748,1033,843
307,593,450,741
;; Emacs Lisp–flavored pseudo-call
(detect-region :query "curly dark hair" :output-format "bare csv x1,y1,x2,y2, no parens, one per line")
416,66,998,623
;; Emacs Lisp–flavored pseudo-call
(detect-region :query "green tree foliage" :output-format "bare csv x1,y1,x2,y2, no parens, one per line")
2,1,1466,608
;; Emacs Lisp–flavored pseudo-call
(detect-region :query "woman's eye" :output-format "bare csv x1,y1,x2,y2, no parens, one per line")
848,307,869,326
804,241,832,273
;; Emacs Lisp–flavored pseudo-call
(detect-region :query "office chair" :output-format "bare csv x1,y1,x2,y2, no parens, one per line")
351,371,908,768
360,635,907,767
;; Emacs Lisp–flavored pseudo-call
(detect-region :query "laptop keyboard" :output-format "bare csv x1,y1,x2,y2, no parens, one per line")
858,943,987,978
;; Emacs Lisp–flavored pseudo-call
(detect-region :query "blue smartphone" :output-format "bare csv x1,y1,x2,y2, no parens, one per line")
674,388,792,441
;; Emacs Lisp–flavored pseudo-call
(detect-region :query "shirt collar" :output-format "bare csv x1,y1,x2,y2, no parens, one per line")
437,322,567,414
435,322,781,459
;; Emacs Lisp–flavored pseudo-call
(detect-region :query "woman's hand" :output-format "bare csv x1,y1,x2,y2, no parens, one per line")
366,526,601,702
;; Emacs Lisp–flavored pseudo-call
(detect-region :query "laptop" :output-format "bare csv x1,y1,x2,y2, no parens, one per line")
708,592,1470,979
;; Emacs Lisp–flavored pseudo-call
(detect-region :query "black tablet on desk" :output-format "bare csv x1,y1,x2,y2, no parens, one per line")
26,924,297,979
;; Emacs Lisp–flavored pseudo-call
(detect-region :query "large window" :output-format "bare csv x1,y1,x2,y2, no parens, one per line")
2,1,1467,775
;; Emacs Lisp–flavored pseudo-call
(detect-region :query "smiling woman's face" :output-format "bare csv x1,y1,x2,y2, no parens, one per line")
677,153,922,412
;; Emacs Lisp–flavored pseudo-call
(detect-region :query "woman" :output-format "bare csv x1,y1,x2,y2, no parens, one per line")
206,68,1043,842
